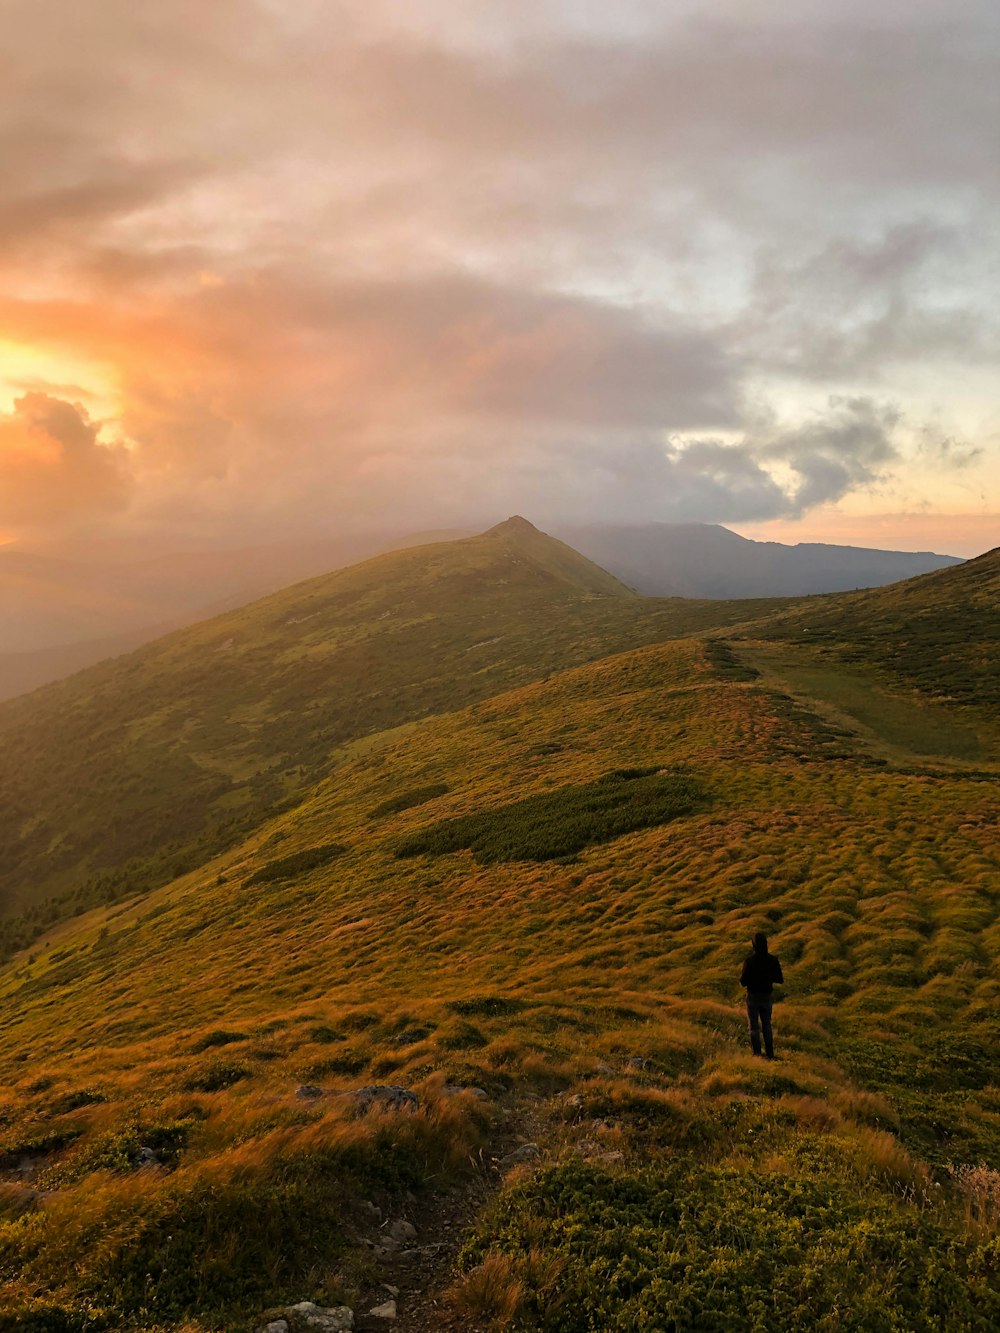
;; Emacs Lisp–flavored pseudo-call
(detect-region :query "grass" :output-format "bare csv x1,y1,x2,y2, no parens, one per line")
741,641,992,764
0,541,997,1327
0,519,798,935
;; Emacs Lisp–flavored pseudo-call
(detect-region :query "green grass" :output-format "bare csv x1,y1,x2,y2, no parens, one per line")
459,1156,1000,1331
741,642,991,763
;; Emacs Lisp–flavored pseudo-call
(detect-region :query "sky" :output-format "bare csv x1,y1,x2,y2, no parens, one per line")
1,0,998,556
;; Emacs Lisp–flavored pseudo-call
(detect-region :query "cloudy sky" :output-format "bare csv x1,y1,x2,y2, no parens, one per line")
1,0,997,555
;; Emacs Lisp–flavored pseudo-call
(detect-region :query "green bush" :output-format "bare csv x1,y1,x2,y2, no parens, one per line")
369,782,449,819
245,843,346,886
396,771,707,864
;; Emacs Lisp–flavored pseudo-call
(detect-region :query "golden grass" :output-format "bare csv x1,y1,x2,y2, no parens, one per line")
0,634,997,1324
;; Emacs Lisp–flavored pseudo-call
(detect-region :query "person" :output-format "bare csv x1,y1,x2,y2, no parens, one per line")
740,931,784,1059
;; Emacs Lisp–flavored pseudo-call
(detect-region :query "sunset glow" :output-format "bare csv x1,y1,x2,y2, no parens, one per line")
1,0,997,552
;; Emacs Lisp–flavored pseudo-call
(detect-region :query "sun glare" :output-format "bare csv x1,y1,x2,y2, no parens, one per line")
0,339,120,418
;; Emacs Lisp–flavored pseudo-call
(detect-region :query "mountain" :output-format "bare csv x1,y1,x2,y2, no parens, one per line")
0,518,794,924
553,521,963,597
0,522,964,702
0,543,996,1329
0,532,417,700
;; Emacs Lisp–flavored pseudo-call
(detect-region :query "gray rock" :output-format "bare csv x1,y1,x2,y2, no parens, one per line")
369,1299,397,1319
295,1085,326,1100
134,1145,159,1167
350,1085,418,1114
501,1143,540,1167
627,1056,649,1070
257,1322,290,1333
387,1218,417,1244
381,1284,400,1297
285,1301,354,1330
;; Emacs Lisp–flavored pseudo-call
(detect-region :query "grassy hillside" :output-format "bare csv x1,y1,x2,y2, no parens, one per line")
0,631,997,1329
0,519,794,933
753,545,1000,711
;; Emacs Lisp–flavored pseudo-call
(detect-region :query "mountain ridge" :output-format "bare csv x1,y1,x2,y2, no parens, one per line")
0,519,793,928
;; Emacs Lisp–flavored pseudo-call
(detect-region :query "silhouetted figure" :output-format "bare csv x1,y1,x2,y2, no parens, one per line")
741,931,783,1058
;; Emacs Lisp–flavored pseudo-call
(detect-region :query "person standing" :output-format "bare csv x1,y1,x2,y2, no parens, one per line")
741,931,784,1059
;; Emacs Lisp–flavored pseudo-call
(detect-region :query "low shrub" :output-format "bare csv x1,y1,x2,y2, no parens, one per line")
396,771,707,864
245,843,346,887
369,783,449,819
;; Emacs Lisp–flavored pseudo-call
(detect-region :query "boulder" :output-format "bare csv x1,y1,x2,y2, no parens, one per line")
285,1300,354,1330
350,1085,418,1114
386,1218,417,1244
501,1143,540,1168
368,1299,397,1319
295,1084,326,1100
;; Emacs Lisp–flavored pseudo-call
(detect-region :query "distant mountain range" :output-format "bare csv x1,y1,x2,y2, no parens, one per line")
552,522,962,598
0,521,962,700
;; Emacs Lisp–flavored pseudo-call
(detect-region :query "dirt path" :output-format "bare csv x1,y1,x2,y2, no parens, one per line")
353,1099,540,1333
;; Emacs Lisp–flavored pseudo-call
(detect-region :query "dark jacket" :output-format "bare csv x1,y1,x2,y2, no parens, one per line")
741,950,784,998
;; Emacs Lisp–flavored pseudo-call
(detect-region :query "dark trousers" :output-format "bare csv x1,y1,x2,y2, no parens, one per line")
746,993,774,1058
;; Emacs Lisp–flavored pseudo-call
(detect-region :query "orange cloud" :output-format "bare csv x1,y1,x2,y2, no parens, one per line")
0,393,133,533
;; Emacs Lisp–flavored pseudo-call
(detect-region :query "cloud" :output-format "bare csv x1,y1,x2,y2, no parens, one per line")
0,394,133,533
0,0,996,544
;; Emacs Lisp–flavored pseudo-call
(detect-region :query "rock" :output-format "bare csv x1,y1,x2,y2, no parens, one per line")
368,1299,397,1319
257,1322,290,1333
285,1301,354,1330
295,1085,326,1100
501,1143,540,1167
387,1218,417,1244
350,1085,418,1114
381,1284,400,1297
443,1083,489,1100
134,1145,159,1167
627,1056,648,1070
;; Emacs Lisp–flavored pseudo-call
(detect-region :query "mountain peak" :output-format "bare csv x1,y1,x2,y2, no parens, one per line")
486,515,540,537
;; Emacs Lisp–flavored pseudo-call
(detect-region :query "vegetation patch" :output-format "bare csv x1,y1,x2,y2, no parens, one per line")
458,1158,1000,1331
191,1029,249,1052
244,842,346,887
181,1058,254,1093
396,770,707,864
368,782,449,819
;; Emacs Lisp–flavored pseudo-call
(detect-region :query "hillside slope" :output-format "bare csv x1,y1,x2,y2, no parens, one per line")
752,545,1000,710
0,518,794,924
0,631,997,1329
